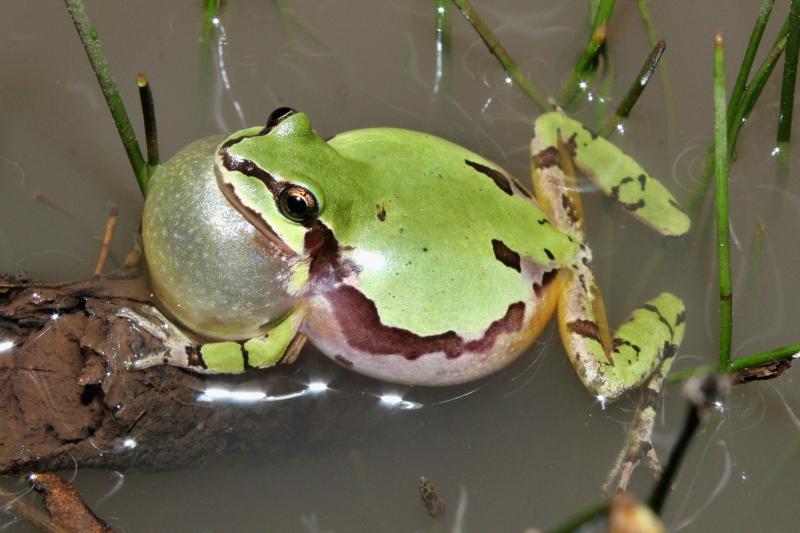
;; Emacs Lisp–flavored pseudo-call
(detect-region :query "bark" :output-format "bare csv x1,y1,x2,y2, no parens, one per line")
0,273,337,474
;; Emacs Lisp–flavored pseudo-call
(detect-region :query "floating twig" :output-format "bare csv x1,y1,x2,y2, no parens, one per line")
63,0,147,194
713,32,733,371
557,0,616,107
730,343,800,372
600,39,666,137
29,472,114,532
94,206,119,276
137,74,159,172
450,0,551,111
0,486,69,533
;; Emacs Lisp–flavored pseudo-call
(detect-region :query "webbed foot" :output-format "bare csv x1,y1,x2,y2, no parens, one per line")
115,305,198,370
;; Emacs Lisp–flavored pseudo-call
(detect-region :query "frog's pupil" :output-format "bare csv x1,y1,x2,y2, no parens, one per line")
287,194,309,215
279,185,317,221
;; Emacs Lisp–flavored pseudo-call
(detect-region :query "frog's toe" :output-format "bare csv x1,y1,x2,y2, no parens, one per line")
115,305,196,370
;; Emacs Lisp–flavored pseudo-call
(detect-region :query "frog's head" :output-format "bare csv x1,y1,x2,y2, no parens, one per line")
215,108,340,259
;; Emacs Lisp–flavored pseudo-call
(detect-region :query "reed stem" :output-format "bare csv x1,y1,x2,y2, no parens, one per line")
63,0,148,195
729,0,775,131
777,0,800,145
600,39,665,137
137,74,159,172
713,32,733,371
557,0,616,107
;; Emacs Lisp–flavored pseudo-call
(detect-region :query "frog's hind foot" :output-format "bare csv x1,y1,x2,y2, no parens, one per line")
115,305,204,372
604,364,670,493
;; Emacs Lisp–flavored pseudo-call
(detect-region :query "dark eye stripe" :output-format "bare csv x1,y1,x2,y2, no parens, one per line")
218,136,280,194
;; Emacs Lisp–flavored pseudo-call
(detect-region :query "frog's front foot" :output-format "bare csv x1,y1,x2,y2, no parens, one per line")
115,305,198,371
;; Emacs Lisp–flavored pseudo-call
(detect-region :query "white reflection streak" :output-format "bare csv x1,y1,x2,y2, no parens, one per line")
671,137,707,192
378,393,421,410
93,471,125,509
739,390,766,432
673,439,732,532
213,19,245,131
501,343,546,399
0,157,26,186
0,518,21,530
771,382,800,429
671,416,725,531
198,382,329,403
0,340,14,353
451,485,469,533
433,8,446,94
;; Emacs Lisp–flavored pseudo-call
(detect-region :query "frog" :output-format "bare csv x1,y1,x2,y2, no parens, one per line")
126,107,689,400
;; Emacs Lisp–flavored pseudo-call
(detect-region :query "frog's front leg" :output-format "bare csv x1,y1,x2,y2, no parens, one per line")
117,305,306,374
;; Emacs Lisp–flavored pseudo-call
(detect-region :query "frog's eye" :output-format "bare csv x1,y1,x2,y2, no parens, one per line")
265,107,298,130
278,184,319,223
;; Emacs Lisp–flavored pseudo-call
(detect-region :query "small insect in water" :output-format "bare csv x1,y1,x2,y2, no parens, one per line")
419,476,446,517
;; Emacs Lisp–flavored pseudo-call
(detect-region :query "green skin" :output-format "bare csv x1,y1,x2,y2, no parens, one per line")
139,109,688,396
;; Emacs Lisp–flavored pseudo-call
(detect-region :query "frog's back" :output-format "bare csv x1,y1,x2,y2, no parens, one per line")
304,128,577,385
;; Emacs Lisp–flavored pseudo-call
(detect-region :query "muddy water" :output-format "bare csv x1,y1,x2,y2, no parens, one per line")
2,0,800,531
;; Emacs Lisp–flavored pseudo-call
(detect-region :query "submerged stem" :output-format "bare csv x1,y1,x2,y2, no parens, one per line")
729,0,775,131
63,0,147,195
137,74,159,172
647,403,700,514
600,39,665,137
777,0,800,145
546,499,611,533
557,0,616,107
687,18,789,217
450,0,551,111
713,32,733,371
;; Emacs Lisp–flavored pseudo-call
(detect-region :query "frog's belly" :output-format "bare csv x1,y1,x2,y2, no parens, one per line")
302,272,564,386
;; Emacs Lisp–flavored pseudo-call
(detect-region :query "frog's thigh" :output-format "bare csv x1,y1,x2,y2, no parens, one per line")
557,265,685,399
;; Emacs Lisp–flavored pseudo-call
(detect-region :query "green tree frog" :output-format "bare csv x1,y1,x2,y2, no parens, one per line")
132,107,688,399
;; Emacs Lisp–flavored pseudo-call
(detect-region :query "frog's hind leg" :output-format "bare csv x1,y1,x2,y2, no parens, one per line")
530,111,686,399
556,264,685,400
532,111,687,490
116,305,305,374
